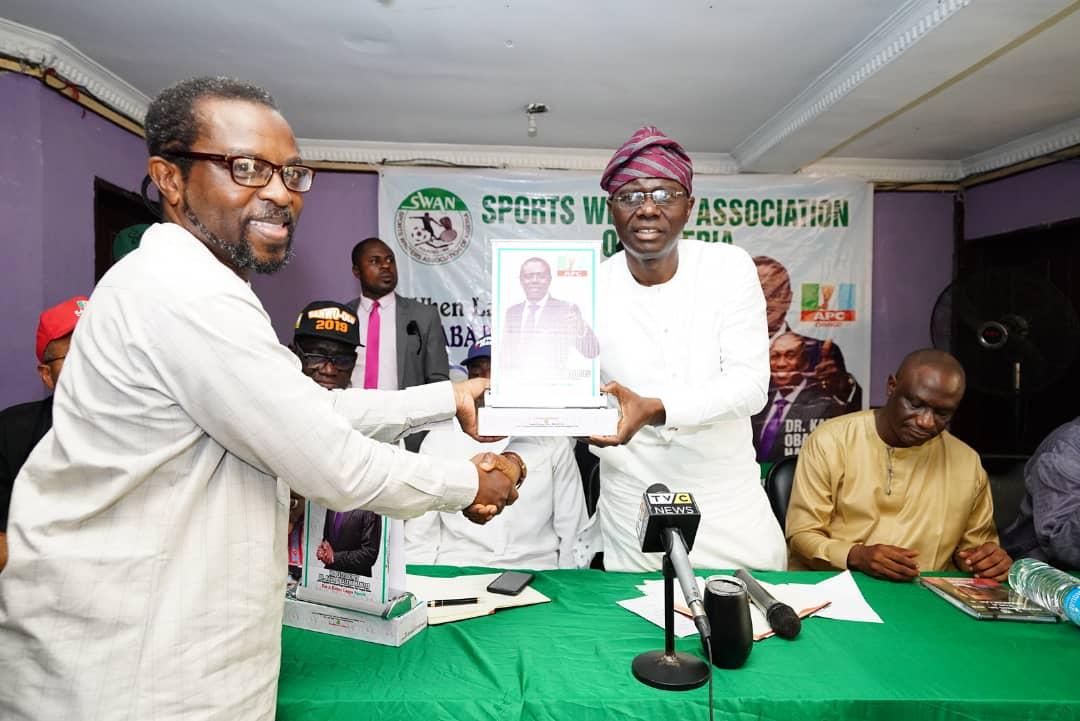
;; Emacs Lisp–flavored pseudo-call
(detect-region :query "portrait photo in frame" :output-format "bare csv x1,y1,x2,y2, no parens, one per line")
482,240,617,436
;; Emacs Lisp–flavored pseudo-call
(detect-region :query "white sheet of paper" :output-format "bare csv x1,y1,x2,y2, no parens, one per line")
617,595,698,637
637,577,781,638
806,570,883,623
634,577,765,636
625,571,880,637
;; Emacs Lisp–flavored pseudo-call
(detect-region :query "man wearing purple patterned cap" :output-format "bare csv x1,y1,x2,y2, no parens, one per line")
584,125,786,572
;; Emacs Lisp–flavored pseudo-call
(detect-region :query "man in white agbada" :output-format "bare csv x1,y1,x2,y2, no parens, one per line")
584,125,786,572
0,77,520,721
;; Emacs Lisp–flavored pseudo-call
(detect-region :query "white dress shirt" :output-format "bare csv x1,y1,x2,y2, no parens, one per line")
351,292,399,390
523,293,550,327
0,223,477,721
591,239,787,572
406,428,587,569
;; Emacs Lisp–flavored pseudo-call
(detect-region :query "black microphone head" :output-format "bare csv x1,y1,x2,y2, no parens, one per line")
407,320,420,335
766,603,802,640
636,487,701,554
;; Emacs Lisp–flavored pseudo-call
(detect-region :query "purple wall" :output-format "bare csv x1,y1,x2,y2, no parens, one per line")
0,74,378,407
7,71,1079,412
965,159,1080,240
0,73,146,408
0,73,46,410
251,172,378,343
870,191,957,405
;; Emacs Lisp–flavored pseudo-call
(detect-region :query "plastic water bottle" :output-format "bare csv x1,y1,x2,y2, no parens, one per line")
1008,558,1080,626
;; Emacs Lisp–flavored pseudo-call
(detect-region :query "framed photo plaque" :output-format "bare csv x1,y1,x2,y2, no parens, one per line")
480,239,617,436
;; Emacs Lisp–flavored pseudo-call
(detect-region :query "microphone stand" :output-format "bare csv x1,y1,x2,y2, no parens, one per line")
632,555,710,691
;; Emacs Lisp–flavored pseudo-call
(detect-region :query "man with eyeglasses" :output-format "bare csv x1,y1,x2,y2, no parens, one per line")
0,296,87,572
289,300,381,578
583,125,786,573
0,77,518,721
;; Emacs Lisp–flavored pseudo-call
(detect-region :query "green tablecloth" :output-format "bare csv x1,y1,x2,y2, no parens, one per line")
278,567,1080,720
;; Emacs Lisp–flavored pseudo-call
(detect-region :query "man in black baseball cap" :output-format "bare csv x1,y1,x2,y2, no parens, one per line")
290,300,360,391
288,300,381,579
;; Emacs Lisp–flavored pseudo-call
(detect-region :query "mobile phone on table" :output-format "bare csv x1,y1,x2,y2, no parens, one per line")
486,571,534,596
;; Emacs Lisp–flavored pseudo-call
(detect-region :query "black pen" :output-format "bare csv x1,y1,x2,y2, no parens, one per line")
427,597,478,608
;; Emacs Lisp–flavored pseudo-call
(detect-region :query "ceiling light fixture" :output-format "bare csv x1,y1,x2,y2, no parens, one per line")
525,102,548,138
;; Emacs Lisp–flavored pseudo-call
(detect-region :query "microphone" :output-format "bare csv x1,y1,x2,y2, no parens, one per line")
406,320,422,355
733,568,801,639
637,483,710,640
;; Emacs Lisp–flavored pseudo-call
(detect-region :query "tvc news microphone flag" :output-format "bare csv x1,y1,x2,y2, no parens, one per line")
379,168,872,462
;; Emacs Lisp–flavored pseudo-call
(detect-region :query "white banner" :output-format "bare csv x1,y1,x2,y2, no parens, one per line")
379,168,872,463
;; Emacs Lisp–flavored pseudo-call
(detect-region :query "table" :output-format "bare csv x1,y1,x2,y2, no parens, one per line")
277,567,1080,720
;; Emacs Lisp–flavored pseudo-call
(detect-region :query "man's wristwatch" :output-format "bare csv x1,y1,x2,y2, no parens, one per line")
502,451,527,488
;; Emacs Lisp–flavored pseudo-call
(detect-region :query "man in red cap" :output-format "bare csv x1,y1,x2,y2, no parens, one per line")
0,295,87,571
585,126,786,572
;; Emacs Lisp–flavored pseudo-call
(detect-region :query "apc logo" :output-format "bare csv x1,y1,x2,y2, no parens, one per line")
556,255,587,278
800,282,856,325
394,188,472,265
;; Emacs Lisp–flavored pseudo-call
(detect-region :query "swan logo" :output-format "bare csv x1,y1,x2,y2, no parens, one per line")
394,188,472,265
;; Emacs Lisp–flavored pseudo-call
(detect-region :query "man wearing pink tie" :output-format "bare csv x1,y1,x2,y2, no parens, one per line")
346,237,450,450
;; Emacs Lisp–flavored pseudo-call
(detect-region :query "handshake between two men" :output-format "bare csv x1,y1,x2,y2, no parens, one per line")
453,377,523,525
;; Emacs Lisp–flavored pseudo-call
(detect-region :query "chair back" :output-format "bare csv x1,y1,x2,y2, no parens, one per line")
585,464,600,517
573,440,601,517
764,456,798,529
981,454,1029,532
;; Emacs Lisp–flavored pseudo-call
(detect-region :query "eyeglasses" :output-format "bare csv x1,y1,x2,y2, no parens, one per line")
164,151,316,192
296,348,357,371
41,354,67,364
611,188,687,209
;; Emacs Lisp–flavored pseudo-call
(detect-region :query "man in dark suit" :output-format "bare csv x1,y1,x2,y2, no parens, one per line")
753,255,862,412
346,237,449,450
500,256,599,380
753,332,847,463
316,507,382,577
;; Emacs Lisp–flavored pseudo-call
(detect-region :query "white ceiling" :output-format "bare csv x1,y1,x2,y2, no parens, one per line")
2,0,1079,181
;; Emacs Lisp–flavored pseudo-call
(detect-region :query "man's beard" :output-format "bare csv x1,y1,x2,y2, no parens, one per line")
183,197,295,275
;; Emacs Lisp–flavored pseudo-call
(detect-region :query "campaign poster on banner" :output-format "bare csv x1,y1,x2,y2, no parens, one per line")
378,169,872,465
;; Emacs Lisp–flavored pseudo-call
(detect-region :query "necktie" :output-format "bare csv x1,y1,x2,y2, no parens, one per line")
525,303,540,331
364,300,380,389
757,398,788,462
332,511,346,538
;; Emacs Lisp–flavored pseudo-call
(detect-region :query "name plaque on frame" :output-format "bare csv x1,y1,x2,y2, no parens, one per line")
479,239,617,436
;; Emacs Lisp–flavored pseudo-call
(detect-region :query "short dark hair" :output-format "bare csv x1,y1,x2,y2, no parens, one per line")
144,77,277,176
351,237,388,268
